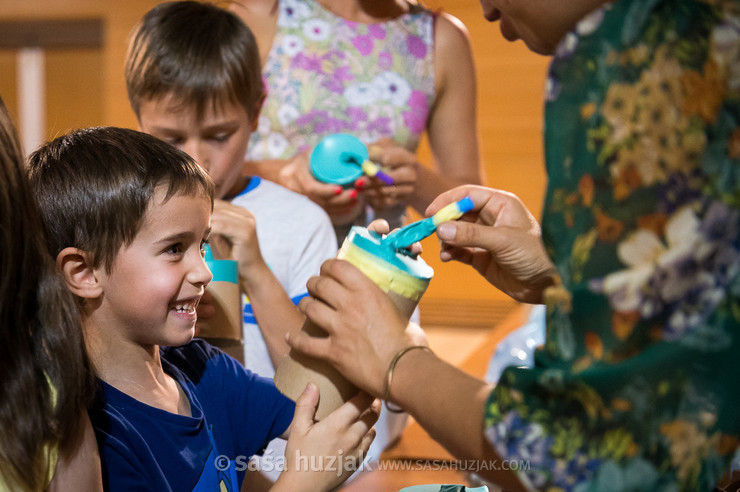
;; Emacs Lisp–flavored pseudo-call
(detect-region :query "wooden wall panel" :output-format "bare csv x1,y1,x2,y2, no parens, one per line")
0,0,160,133
0,50,18,117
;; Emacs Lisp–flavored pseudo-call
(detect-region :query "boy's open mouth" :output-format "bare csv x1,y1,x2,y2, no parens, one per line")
171,298,199,314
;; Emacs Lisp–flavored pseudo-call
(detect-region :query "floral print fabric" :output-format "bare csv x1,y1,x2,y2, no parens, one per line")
484,0,740,490
246,0,435,160
245,0,436,235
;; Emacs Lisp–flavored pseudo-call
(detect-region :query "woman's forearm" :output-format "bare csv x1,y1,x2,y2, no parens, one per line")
243,159,289,183
388,348,526,491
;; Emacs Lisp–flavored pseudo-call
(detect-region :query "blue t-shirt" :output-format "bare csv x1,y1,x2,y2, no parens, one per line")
89,339,295,491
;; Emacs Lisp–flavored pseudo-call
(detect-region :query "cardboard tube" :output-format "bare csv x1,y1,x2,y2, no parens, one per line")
197,249,244,364
274,226,433,420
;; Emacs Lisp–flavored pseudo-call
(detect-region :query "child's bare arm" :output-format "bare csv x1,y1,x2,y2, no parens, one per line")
209,199,304,364
48,413,103,492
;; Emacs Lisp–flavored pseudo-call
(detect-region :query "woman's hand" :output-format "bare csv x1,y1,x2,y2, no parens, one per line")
277,150,363,221
274,384,379,491
361,138,418,212
428,185,558,304
289,258,427,397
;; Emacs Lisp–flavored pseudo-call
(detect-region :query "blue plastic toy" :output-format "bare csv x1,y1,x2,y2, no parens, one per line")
383,196,474,251
310,133,394,186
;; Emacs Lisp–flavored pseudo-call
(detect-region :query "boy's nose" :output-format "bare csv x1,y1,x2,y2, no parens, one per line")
190,253,214,287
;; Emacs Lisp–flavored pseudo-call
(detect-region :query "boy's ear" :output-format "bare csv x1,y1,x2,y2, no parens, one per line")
56,247,103,299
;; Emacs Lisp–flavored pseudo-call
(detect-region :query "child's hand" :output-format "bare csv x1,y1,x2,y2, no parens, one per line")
362,138,418,212
210,199,265,280
274,384,379,491
367,219,423,256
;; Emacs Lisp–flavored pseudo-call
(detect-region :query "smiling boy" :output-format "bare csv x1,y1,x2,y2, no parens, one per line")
27,126,376,491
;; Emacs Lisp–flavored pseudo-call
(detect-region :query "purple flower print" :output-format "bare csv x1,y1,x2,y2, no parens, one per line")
369,24,386,40
297,110,351,135
291,53,322,73
296,109,328,127
322,65,354,94
378,52,393,71
353,34,374,56
402,90,429,134
315,117,346,134
407,35,427,59
346,107,368,127
366,117,391,136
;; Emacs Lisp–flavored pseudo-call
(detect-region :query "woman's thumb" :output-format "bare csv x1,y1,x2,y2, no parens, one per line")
437,221,506,252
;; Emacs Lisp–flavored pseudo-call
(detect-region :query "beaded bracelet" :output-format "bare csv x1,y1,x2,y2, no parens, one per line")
383,345,432,413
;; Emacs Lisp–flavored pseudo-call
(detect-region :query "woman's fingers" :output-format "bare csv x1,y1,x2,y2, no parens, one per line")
286,326,332,360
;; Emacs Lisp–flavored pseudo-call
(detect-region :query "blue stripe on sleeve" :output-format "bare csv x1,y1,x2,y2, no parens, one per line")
242,292,309,324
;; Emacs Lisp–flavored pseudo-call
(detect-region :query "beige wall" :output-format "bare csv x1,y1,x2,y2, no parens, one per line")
0,1,550,319
0,0,161,132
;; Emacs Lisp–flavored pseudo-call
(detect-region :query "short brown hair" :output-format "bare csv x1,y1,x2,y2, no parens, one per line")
125,1,263,120
28,127,214,272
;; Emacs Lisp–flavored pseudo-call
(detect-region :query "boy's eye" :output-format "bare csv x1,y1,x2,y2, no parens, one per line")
165,243,184,255
200,239,208,256
162,136,184,146
210,133,230,143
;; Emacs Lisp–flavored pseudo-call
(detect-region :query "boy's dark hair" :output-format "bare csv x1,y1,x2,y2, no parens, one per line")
28,127,214,272
125,0,263,120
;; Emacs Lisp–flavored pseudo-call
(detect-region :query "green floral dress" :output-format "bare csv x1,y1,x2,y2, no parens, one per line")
484,0,740,490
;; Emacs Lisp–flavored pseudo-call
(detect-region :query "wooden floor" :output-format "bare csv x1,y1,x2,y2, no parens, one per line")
338,306,531,492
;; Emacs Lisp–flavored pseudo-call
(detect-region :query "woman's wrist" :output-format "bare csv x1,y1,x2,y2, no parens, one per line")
385,345,437,410
383,345,433,412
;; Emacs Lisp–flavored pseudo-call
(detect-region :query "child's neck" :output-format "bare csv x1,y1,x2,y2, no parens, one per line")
222,175,252,200
84,319,192,416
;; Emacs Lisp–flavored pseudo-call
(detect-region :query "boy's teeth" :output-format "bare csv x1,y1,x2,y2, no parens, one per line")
174,302,194,312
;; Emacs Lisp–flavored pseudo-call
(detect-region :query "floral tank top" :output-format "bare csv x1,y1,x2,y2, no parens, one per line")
483,0,740,490
246,0,436,233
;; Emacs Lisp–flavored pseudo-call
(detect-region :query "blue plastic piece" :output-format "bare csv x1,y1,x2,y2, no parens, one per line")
382,197,473,251
203,244,238,284
310,133,366,186
457,196,474,214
